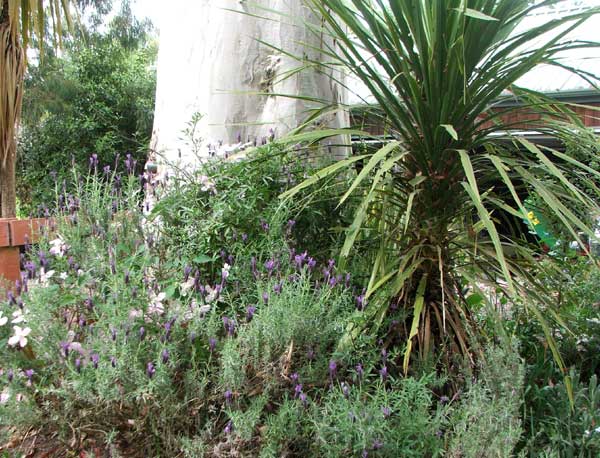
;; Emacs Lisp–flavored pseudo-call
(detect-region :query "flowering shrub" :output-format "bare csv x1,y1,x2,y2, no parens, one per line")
0,149,528,456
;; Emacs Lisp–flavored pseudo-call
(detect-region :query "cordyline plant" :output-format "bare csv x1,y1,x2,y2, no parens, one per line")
279,0,600,386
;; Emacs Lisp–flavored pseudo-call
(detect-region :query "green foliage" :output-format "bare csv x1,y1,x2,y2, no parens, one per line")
17,7,156,215
446,343,524,457
277,0,600,378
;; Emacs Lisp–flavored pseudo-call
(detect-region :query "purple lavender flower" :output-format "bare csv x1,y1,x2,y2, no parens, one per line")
262,292,269,304
224,420,233,435
355,363,364,380
91,353,100,369
273,281,283,295
60,341,70,358
382,406,391,418
307,348,315,361
440,395,450,404
341,382,350,398
381,348,387,363
294,384,303,398
110,259,116,275
209,337,217,352
85,297,94,311
362,450,368,458
124,270,130,285
241,233,248,243
146,362,156,378
291,373,299,383
356,291,367,311
264,259,275,275
189,332,197,343
372,439,383,450
379,366,388,381
75,358,82,373
307,257,316,271
7,369,14,382
286,219,296,230
345,273,351,288
89,154,98,169
6,291,15,306
299,392,308,407
24,369,34,383
103,165,111,175
260,220,270,232
111,356,117,368
329,360,337,380
225,389,233,404
111,327,117,341
294,252,307,269
328,259,336,270
161,349,170,364
246,306,257,322
184,265,193,282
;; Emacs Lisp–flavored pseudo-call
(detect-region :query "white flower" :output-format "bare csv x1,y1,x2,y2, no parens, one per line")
0,389,9,404
40,269,55,284
148,292,166,315
8,326,31,348
49,237,69,257
180,277,195,296
0,311,8,326
11,309,27,324
59,272,69,280
198,175,216,193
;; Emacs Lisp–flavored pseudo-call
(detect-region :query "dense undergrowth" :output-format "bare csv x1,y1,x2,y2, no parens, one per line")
0,146,598,457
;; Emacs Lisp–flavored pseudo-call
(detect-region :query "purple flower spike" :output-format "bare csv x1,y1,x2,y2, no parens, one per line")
355,363,364,379
60,341,70,358
307,348,315,361
372,439,383,450
75,358,82,373
264,259,275,274
224,420,233,435
329,360,337,380
356,291,367,311
273,281,283,295
7,369,14,382
111,356,117,368
307,258,316,271
262,292,269,304
139,327,146,340
225,389,233,404
246,306,256,322
362,450,368,458
299,392,308,407
209,337,217,352
184,265,192,281
294,384,303,398
111,327,117,341
146,362,156,378
24,369,35,382
382,406,391,418
341,382,350,398
260,220,270,232
291,373,299,383
241,233,248,243
89,154,98,169
379,366,388,381
345,273,351,288
328,259,335,270
162,349,170,364
91,353,100,369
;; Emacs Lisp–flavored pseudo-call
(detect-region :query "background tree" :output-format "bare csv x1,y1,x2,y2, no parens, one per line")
18,1,156,215
150,0,349,169
0,0,110,218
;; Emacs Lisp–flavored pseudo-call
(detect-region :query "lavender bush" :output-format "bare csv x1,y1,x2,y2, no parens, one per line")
0,148,524,456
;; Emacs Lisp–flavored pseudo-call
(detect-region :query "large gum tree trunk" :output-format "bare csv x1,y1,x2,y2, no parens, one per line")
150,0,349,167
0,0,25,218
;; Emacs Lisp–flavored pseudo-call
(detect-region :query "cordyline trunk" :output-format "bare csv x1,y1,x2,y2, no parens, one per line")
0,0,25,218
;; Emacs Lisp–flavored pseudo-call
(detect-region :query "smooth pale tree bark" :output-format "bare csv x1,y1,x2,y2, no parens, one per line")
150,0,349,167
0,0,25,218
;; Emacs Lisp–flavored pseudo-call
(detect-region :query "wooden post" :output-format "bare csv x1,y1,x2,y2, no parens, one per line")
0,218,53,295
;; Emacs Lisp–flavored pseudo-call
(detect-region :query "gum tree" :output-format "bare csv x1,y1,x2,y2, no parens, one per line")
150,0,349,166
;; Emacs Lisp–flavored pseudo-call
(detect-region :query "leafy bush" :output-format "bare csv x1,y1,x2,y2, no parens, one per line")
17,10,156,216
